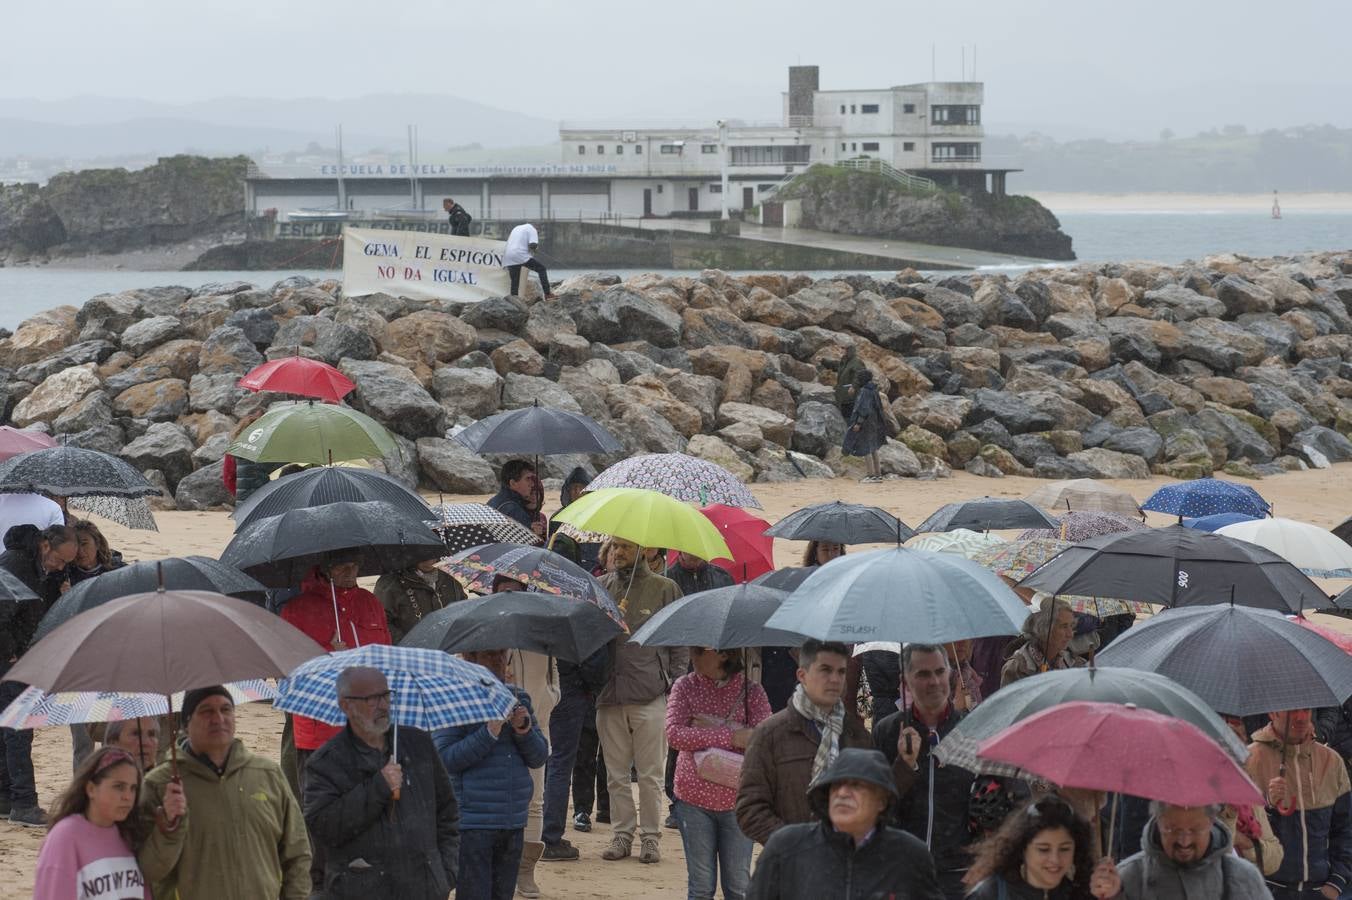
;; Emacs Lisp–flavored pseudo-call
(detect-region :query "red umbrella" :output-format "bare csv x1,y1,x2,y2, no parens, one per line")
1290,615,1352,655
0,427,57,463
976,700,1263,808
668,504,775,584
237,357,355,402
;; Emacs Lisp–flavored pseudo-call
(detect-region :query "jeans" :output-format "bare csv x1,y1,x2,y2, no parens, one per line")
0,678,36,809
458,828,524,900
542,687,588,845
508,258,550,298
674,800,752,900
573,712,608,818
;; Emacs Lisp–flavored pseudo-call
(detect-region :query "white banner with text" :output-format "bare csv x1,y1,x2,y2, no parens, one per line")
342,226,510,302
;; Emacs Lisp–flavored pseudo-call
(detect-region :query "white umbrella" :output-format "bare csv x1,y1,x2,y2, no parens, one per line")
1217,517,1352,578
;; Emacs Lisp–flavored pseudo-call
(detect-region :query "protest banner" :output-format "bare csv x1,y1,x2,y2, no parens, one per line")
343,226,510,302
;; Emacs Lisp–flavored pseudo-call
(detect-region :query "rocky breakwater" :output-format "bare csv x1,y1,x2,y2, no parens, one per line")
4,250,1352,510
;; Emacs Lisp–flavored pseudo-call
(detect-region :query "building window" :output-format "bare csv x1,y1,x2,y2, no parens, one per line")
701,144,718,154
635,145,643,154
597,145,605,154
577,145,585,155
729,144,811,165
862,142,880,151
932,142,981,162
903,142,915,151
615,145,624,154
709,184,722,193
660,144,681,154
850,104,856,113
839,104,845,114
840,142,846,151
757,184,774,191
851,143,857,151
861,104,879,114
931,105,981,125
903,103,916,114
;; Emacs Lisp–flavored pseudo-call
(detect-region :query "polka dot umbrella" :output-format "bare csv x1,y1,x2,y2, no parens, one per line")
1140,477,1271,520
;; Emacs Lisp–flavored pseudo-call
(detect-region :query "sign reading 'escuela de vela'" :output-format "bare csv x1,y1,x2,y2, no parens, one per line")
342,226,511,303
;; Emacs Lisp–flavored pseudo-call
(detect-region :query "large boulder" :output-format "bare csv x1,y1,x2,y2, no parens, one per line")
851,292,915,352
52,389,114,435
462,295,530,333
661,372,722,431
716,403,794,448
11,365,102,426
501,374,583,413
272,316,378,365
339,360,445,440
792,401,847,457
569,287,683,348
1141,285,1226,321
120,316,182,357
198,326,265,375
681,307,758,349
1289,426,1352,468
1214,275,1277,316
966,389,1057,435
14,340,117,385
1101,427,1165,462
383,311,478,366
490,340,546,377
174,459,234,510
1,307,80,368
224,308,280,348
1193,408,1277,463
119,422,195,490
687,434,754,482
617,404,688,454
431,367,502,420
1176,320,1267,373
415,437,498,492
77,294,142,333
1066,447,1152,479
606,377,704,438
894,395,971,436
112,378,189,422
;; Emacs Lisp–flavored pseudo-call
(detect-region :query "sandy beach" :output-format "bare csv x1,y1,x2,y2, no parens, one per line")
2,466,1351,898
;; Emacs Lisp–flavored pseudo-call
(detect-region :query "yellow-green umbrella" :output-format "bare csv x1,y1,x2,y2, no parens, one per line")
551,488,731,561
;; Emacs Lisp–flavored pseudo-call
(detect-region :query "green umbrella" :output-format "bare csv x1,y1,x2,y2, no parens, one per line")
226,401,397,465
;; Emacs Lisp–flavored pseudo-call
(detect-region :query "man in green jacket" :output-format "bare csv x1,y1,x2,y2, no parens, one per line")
140,687,312,900
834,343,867,420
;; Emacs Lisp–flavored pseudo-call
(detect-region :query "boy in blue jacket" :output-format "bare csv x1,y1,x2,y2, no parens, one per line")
435,648,549,900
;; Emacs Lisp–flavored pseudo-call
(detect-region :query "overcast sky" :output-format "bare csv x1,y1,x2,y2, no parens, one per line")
5,0,1350,140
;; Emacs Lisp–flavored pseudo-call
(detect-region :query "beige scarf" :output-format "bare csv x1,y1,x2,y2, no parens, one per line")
790,684,845,780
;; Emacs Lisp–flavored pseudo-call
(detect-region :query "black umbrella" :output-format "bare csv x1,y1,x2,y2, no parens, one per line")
916,497,1059,534
454,402,622,456
1020,525,1331,613
0,446,158,497
220,501,446,588
750,566,819,591
232,465,431,531
1097,605,1352,715
764,501,914,544
400,591,624,662
629,584,806,649
1334,516,1352,548
34,557,269,643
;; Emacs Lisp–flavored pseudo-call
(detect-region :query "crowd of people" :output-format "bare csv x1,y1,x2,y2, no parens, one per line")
4,457,1350,900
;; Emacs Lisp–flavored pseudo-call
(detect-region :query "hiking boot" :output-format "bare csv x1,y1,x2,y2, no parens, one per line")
639,837,661,864
541,839,580,861
595,810,611,825
8,806,46,828
572,811,592,832
600,835,632,861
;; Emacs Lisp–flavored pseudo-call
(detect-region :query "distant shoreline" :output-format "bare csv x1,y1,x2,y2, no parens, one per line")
1030,191,1352,214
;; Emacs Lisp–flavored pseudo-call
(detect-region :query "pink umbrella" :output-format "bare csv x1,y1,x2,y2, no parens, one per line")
1290,616,1352,655
0,427,57,463
667,504,774,584
977,700,1263,808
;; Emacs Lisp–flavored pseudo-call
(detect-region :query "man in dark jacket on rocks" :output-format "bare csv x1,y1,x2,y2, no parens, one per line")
872,643,974,900
488,460,540,534
374,557,466,643
736,640,873,846
304,667,459,899
443,197,472,236
747,748,943,900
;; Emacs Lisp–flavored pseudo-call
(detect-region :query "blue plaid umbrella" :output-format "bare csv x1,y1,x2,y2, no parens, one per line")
274,645,518,757
1141,478,1270,520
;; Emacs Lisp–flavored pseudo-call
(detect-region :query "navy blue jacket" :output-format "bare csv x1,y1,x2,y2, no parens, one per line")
433,685,548,831
487,487,533,529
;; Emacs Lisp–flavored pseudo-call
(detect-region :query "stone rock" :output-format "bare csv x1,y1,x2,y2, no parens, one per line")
198,326,264,376
174,295,238,339
431,367,502,420
224,308,280,348
751,379,796,420
568,287,683,348
1067,447,1152,479
792,401,847,457
175,459,234,510
1289,426,1352,468
181,410,235,446
272,316,378,365
915,285,982,327
717,422,764,452
554,369,612,423
878,439,922,477
1019,391,1099,432
502,374,583,413
380,311,477,367
120,316,182,357
681,306,758,349
11,365,102,426
606,377,704,438
13,340,116,385
415,438,499,492
687,434,754,482
547,333,592,367
65,423,125,455
1101,427,1165,462
461,295,529,332
190,431,232,466
1192,377,1254,410
1010,433,1059,468
120,422,195,490
376,434,420,489
77,294,142,333
851,292,915,352
894,395,971,436
521,303,577,351
962,418,1014,450
1193,408,1277,463
112,378,189,422
2,307,80,368
898,424,948,460
338,360,446,440
945,432,981,467
1177,319,1267,373
965,457,1006,478
967,389,1056,435
490,339,546,377
52,389,114,435
618,404,688,454
979,444,1028,475
187,373,246,413
661,372,721,431
1215,275,1277,316
716,403,794,448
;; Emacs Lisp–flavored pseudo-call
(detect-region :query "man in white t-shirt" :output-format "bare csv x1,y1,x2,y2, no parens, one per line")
0,494,63,548
503,223,556,300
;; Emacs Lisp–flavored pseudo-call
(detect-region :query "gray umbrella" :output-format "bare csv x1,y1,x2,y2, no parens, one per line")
232,466,431,531
750,566,818,591
916,498,1059,534
764,501,914,544
1097,605,1352,716
400,591,624,662
454,402,622,456
630,584,807,649
0,568,38,605
935,666,1250,775
0,446,159,498
1020,525,1331,613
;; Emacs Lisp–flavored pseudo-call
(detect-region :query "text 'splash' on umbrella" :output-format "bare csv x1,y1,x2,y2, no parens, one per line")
764,501,914,545
1141,477,1271,520
233,465,431,532
630,583,806,650
1020,525,1331,614
401,592,624,662
453,402,622,456
586,453,761,509
916,498,1059,534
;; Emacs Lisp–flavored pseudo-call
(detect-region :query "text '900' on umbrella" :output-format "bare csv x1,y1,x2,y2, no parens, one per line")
400,592,625,662
226,400,397,465
550,488,731,561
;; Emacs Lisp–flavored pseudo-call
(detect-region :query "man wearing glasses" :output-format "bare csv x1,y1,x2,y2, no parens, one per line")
303,666,461,899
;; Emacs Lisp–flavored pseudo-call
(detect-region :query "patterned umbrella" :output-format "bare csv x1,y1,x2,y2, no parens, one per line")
424,504,541,553
0,680,275,730
1018,510,1148,542
69,495,159,531
587,453,761,509
0,446,159,498
972,538,1072,581
437,543,622,625
1141,478,1271,520
1024,479,1141,517
907,528,1006,558
1060,596,1154,617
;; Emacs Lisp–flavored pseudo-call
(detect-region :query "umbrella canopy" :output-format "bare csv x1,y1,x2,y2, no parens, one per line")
935,666,1248,774
274,644,517,730
1334,516,1352,548
1141,477,1271,520
1061,596,1154,617
1097,604,1352,715
68,495,158,531
764,547,1028,645
1290,616,1352,655
1182,512,1259,533
226,401,397,465
906,528,1006,559
972,538,1071,581
551,488,732,561
0,568,39,604
454,403,622,456
35,556,269,643
0,680,276,730
237,356,356,402
586,453,761,509
976,701,1263,808
750,566,818,591
1217,517,1352,578
1024,479,1141,517
0,446,159,498
916,498,1059,534
1019,525,1331,614
233,465,431,531
220,500,446,588
6,589,322,694
0,426,56,462
1018,510,1148,543
684,504,774,584
437,543,621,625
424,503,541,553
764,501,914,545
629,584,806,649
401,591,625,662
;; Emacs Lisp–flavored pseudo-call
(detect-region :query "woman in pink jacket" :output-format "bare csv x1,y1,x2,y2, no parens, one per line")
666,647,772,900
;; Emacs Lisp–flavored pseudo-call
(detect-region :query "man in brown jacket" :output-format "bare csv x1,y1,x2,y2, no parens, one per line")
595,538,686,865
735,640,872,845
373,557,466,643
